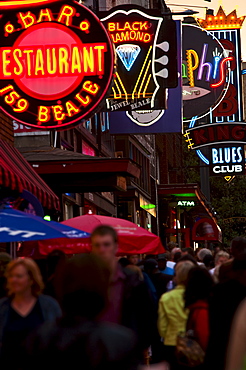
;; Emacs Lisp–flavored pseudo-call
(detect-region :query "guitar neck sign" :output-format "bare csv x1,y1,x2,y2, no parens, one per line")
0,0,114,129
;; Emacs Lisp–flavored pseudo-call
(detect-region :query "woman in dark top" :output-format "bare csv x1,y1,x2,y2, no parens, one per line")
0,257,62,369
23,254,139,370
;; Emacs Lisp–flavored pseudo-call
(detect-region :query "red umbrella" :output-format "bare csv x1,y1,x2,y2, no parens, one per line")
20,215,165,257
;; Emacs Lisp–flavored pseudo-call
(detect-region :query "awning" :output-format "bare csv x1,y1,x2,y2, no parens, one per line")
19,146,141,192
158,183,217,224
0,140,60,210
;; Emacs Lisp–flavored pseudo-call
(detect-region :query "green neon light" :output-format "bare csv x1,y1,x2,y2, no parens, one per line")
172,193,196,197
44,215,51,221
141,204,156,210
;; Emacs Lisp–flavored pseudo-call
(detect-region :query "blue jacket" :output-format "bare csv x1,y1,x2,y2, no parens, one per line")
0,294,62,355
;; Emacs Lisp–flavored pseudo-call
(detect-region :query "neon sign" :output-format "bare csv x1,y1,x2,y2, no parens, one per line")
100,7,178,112
0,1,114,129
185,123,246,150
209,145,245,176
177,201,195,207
182,24,231,121
184,7,245,179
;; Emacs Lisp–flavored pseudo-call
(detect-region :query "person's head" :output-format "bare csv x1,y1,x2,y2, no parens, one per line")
181,247,195,257
197,248,212,262
171,247,181,261
175,260,194,286
167,241,178,252
173,251,182,263
184,266,214,307
144,258,159,275
203,254,214,269
127,254,139,266
5,258,44,297
215,251,230,266
91,225,118,265
126,265,144,280
55,254,110,319
118,257,130,268
177,254,198,266
157,255,167,271
231,237,246,258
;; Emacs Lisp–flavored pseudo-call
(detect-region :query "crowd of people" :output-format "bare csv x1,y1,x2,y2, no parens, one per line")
0,227,246,370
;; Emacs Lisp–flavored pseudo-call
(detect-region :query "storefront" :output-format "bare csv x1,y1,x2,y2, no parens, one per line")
158,183,221,249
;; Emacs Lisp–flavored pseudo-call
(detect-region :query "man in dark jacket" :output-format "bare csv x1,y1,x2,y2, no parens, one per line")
91,225,155,360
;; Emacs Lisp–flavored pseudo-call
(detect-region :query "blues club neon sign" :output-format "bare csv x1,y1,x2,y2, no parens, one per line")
100,6,178,112
184,8,246,177
0,0,114,129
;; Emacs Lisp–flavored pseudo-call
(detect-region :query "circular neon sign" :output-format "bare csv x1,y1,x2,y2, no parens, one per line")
0,1,114,129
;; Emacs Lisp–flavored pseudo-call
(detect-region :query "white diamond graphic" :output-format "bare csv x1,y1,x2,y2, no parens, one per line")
116,44,141,71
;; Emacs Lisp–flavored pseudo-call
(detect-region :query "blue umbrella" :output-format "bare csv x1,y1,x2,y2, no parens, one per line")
0,208,90,242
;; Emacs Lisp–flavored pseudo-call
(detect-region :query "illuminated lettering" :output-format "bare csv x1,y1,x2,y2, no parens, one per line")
213,165,243,174
75,93,91,106
58,47,69,74
46,48,57,75
83,81,99,95
23,49,34,76
211,57,234,88
18,11,36,28
212,148,219,164
111,31,151,43
2,49,12,77
212,147,243,165
13,49,23,76
57,5,75,26
94,45,106,73
197,44,212,82
66,101,79,116
83,47,94,73
52,105,65,121
237,147,243,163
37,8,53,23
108,23,115,32
71,47,81,73
35,49,45,76
38,106,50,122
186,49,199,87
0,44,108,78
177,201,195,207
132,22,140,30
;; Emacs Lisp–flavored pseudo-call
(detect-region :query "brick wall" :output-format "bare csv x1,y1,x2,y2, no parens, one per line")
0,113,14,145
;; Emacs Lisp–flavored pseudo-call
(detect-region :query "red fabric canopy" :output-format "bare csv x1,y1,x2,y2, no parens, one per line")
20,214,165,257
0,140,60,210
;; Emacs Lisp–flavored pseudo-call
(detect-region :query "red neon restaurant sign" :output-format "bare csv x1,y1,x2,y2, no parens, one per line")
0,0,114,129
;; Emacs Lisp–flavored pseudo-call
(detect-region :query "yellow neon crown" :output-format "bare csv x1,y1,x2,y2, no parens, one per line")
197,7,245,30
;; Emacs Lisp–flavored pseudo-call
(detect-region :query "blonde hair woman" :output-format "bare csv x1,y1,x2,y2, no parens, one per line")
158,260,195,369
0,258,62,369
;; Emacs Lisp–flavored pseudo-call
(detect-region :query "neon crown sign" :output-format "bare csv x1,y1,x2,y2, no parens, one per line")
197,7,245,30
0,0,114,129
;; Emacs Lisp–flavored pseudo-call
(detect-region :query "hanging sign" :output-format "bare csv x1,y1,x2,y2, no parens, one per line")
209,144,245,176
182,24,231,121
100,6,178,112
0,0,114,129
